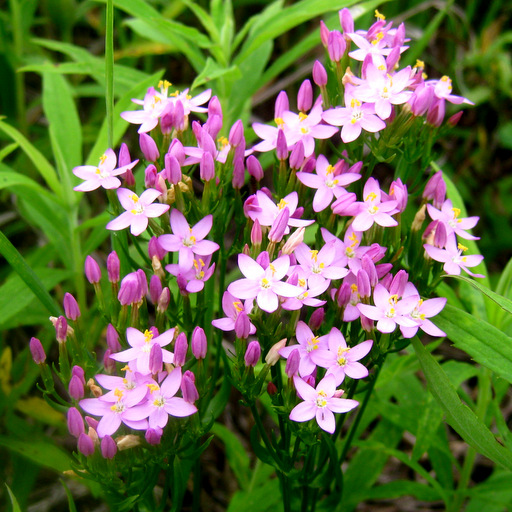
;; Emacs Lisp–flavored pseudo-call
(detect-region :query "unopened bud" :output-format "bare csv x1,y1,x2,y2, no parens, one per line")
245,341,261,367
191,326,207,359
63,293,81,321
107,251,120,284
265,339,287,366
116,434,141,451
85,255,101,284
29,337,46,364
173,332,188,367
101,435,117,459
78,433,95,456
87,378,103,398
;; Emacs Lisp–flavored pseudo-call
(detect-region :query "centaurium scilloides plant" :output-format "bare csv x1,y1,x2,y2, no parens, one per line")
30,8,482,511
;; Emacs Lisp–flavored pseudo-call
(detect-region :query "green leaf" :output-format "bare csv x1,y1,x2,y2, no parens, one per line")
61,479,78,512
411,335,512,471
180,0,220,44
42,71,82,201
211,422,251,490
0,436,71,473
435,304,512,384
5,484,22,512
355,480,443,502
0,231,62,318
191,57,241,90
235,0,359,64
411,392,444,461
86,70,165,166
227,477,281,512
0,119,61,196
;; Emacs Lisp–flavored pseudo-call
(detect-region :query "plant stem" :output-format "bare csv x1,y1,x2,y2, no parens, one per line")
105,0,114,149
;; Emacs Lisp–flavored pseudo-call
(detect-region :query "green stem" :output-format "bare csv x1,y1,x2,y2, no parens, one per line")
105,0,114,149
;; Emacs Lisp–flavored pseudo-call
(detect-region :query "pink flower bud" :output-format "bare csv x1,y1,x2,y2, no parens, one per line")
55,315,68,343
149,343,163,374
282,227,305,255
106,324,121,352
339,8,354,36
118,143,131,167
386,46,401,73
139,133,160,162
274,91,289,119
169,138,186,166
205,114,222,139
267,381,278,395
157,287,170,313
200,151,215,182
124,168,135,187
144,164,158,188
389,270,409,297
376,263,393,279
394,22,406,47
174,332,188,367
173,100,186,131
410,85,433,116
331,192,357,215
232,157,245,189
103,349,116,373
149,237,166,262
327,30,345,62
276,130,288,161
251,218,262,246
297,80,313,112
361,256,378,288
434,220,448,248
69,375,84,400
181,370,199,403
106,251,120,284
67,407,84,438
191,326,207,359
78,432,95,456
208,95,223,119
29,337,46,364
244,340,261,367
150,274,163,304
312,60,328,87
289,141,304,170
365,243,387,263
165,153,182,185
136,269,148,299
229,120,244,147
234,311,251,339
285,348,300,377
426,98,445,127
85,416,99,430
319,20,330,47
246,155,264,181
268,206,289,243
356,270,371,299
389,179,408,212
309,308,325,331
85,255,101,284
256,251,270,269
118,272,140,306
160,101,175,134
303,374,316,387
447,111,463,127
360,313,374,332
145,427,163,445
63,293,80,321
101,435,117,459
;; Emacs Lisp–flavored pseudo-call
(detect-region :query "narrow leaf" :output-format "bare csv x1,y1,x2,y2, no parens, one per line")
5,484,22,512
411,335,512,471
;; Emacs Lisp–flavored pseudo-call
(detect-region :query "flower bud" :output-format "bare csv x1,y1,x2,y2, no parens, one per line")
426,98,445,127
267,381,278,395
85,255,101,284
229,120,244,147
265,339,287,366
276,129,288,161
200,151,215,182
234,311,251,339
434,220,448,248
205,114,222,139
312,60,328,87
87,378,103,398
169,138,186,165
118,273,140,306
285,348,300,377
309,308,325,331
174,332,188,367
118,142,131,167
144,164,158,188
149,343,163,374
303,374,316,387
101,435,117,459
282,227,305,255
357,269,371,299
336,282,352,308
245,341,261,367
103,349,116,373
447,111,463,127
106,324,121,352
389,179,408,212
232,157,245,189
361,255,378,287
116,434,141,451
328,30,345,62
157,287,170,313
149,275,163,305
139,133,160,162
85,416,99,430
256,251,270,269
29,337,46,364
331,192,357,215
339,8,354,36
107,251,120,284
67,407,84,438
208,95,223,119
69,375,84,400
145,428,163,446
63,293,80,321
181,370,199,403
149,236,167,261
274,91,289,119
55,315,68,343
191,327,207,359
297,80,313,112
165,153,182,185
268,207,289,243
160,101,175,134
289,141,304,170
246,155,264,181
136,269,148,299
78,433,95,456
251,218,262,247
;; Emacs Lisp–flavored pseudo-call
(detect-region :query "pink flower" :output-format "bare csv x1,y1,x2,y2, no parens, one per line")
109,327,175,374
106,188,170,236
296,155,361,212
158,210,220,272
426,199,479,240
73,149,138,192
211,291,257,335
289,374,359,433
227,254,302,313
313,328,373,385
279,321,329,377
322,87,386,143
423,234,485,278
357,284,418,333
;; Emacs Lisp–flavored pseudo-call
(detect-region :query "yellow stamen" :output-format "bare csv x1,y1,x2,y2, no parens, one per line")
277,199,288,210
452,207,461,219
114,388,124,399
375,9,385,20
233,301,243,313
298,112,308,121
365,192,377,202
144,329,154,343
325,165,335,175
310,250,319,262
275,117,284,126
414,60,425,69
99,154,108,165
458,243,468,252
147,383,159,393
